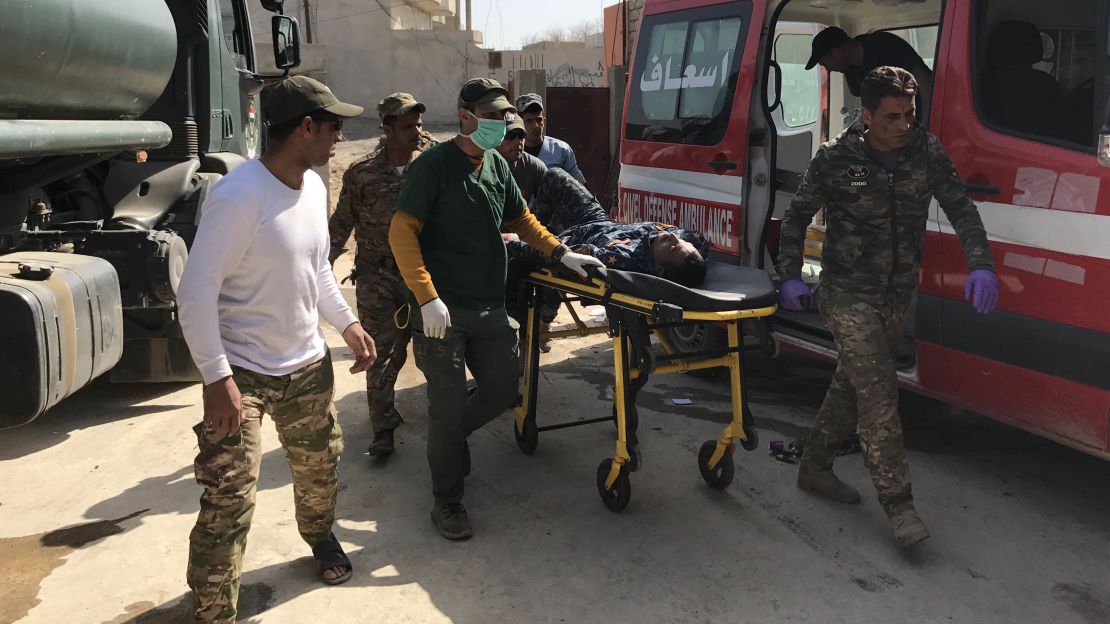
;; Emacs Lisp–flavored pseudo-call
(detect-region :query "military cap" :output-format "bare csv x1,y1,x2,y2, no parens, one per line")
377,92,427,122
457,78,514,113
515,93,544,113
262,75,363,125
505,111,525,134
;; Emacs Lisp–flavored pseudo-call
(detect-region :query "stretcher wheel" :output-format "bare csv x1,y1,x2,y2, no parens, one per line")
596,458,632,512
698,440,735,490
514,417,539,455
739,425,759,451
627,445,642,472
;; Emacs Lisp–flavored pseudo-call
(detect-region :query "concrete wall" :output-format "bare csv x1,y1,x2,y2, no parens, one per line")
251,1,484,124
490,45,606,91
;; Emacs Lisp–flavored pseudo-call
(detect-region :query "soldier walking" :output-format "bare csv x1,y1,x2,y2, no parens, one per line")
177,76,375,622
329,93,436,457
776,67,999,547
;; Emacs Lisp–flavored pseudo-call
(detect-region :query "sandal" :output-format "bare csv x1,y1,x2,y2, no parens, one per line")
311,532,353,585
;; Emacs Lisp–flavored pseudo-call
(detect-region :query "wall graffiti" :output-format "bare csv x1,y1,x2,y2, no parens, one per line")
506,60,607,89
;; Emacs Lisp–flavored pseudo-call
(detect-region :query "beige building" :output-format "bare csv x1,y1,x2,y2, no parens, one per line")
251,0,485,124
490,40,607,93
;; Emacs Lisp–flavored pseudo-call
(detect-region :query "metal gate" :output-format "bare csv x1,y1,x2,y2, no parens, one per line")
544,87,612,209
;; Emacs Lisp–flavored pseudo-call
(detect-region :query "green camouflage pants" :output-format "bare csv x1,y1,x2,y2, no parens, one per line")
807,282,914,513
187,353,343,623
356,271,409,433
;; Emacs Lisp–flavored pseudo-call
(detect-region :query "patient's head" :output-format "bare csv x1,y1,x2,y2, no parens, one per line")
653,232,706,287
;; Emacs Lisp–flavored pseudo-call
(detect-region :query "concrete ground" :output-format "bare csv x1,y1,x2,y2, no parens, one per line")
3,297,1110,623
3,128,1110,623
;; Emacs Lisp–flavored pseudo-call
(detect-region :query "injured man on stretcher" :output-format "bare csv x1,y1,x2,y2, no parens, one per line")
505,168,710,339
505,168,709,285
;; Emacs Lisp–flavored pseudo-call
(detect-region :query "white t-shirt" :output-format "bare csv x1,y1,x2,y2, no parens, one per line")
178,159,358,384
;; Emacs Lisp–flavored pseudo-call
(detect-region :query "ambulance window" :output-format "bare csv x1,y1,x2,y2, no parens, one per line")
974,1,1098,149
625,3,751,145
774,34,820,128
883,25,939,70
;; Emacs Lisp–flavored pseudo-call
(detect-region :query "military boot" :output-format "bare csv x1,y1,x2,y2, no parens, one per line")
888,504,930,547
797,462,862,504
431,502,473,540
368,428,395,457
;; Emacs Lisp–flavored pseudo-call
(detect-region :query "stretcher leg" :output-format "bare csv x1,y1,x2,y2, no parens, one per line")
597,324,633,512
513,283,541,454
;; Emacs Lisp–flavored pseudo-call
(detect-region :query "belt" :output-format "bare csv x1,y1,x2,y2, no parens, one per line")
358,255,397,270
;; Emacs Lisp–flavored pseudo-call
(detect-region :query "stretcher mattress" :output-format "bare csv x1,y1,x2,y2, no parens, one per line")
587,262,778,312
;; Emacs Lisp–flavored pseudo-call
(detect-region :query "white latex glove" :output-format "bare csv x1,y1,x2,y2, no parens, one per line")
421,298,451,339
560,251,605,278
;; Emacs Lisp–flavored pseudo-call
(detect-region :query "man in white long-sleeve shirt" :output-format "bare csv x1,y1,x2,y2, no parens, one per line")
177,75,376,624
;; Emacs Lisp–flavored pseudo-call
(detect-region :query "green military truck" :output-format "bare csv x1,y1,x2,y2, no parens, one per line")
0,0,303,427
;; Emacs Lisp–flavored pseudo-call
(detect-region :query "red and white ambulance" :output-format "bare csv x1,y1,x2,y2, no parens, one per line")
617,0,1110,459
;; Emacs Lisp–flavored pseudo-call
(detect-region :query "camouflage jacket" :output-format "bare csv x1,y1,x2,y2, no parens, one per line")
777,125,994,297
328,131,437,272
509,220,709,275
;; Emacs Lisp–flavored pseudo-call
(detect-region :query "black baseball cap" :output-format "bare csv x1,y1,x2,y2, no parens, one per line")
805,27,852,70
457,78,514,113
262,75,364,125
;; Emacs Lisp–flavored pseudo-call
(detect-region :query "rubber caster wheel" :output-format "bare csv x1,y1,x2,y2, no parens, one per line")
739,425,759,451
698,440,735,490
626,445,642,472
596,458,632,512
514,417,538,455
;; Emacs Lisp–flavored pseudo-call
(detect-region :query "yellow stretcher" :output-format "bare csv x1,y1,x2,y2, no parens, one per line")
512,263,779,511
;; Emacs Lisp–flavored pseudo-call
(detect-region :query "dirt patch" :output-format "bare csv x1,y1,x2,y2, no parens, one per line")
1053,582,1110,624
0,509,147,623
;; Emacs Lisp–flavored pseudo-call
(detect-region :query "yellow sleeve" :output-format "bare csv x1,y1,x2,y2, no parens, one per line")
388,211,438,305
504,207,561,256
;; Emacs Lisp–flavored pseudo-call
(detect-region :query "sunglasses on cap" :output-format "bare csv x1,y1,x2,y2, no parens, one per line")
506,129,526,140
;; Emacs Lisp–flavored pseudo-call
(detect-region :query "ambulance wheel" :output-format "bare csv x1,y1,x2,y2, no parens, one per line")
514,417,538,455
596,458,632,512
698,440,735,490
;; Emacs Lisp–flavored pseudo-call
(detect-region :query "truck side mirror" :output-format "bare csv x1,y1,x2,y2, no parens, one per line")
261,0,284,14
272,15,301,70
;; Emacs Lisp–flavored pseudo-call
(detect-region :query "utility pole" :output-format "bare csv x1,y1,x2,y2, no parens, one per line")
465,0,472,32
303,0,314,44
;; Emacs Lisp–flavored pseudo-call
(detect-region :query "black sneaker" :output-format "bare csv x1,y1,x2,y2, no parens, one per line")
430,502,473,540
368,428,395,457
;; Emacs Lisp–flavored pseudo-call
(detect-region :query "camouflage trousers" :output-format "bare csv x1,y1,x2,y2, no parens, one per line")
187,353,343,624
807,282,914,513
355,269,410,433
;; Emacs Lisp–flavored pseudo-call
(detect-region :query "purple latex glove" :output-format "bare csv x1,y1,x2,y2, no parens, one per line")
964,268,999,314
778,279,813,311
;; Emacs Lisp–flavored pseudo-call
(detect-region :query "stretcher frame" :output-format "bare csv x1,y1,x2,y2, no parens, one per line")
512,268,777,511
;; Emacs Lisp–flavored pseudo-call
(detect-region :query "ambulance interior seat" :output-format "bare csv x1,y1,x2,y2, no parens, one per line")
982,20,1068,141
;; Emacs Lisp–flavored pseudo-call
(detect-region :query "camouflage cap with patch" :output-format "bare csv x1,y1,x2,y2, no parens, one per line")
262,75,363,126
457,78,514,113
505,111,525,134
377,92,427,122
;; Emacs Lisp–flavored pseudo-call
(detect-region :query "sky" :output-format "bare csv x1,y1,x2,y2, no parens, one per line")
469,0,621,50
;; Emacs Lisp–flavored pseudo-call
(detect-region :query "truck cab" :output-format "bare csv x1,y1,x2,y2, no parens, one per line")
0,0,301,426
620,0,1110,459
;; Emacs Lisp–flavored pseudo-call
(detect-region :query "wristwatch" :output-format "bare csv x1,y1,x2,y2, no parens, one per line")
551,244,569,262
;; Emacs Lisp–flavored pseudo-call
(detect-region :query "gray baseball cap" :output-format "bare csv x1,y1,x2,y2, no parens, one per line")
515,93,544,113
